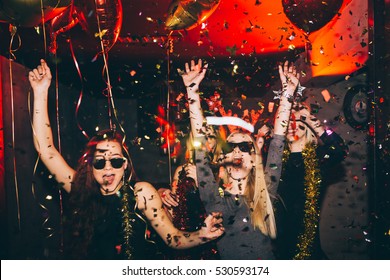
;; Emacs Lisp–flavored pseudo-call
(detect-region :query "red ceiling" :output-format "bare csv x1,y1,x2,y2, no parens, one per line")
0,0,367,79
113,0,309,58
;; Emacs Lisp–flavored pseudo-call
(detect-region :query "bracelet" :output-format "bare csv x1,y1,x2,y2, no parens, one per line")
273,88,294,102
273,83,306,102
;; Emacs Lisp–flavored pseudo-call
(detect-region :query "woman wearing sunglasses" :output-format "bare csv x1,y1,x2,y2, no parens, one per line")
264,61,348,260
28,59,224,259
178,59,277,259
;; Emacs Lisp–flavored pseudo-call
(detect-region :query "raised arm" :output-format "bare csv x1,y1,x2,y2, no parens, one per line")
29,59,75,193
134,181,224,249
178,59,208,137
274,61,300,136
265,61,300,196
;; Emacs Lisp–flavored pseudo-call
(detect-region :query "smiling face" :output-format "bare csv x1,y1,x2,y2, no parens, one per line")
92,140,128,195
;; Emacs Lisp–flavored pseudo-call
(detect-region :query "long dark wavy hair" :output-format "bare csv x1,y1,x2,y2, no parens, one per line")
65,129,137,259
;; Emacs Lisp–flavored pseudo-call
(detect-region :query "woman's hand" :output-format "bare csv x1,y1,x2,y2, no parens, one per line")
198,212,224,241
183,163,198,186
299,108,325,136
28,59,52,92
158,187,178,208
177,59,208,92
278,61,300,100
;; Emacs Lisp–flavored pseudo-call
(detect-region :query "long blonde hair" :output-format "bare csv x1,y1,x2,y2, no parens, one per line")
223,132,277,238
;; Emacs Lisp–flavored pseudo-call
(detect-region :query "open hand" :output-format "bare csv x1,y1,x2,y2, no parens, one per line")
278,61,300,94
177,59,208,91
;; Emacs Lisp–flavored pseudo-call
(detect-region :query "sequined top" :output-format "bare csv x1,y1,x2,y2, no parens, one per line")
195,150,275,260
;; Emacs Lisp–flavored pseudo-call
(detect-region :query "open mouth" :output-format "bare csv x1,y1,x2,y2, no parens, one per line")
103,174,115,185
232,157,243,166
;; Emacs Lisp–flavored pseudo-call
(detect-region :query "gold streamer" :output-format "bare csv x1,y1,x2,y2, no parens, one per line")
122,183,157,259
8,26,22,231
293,143,321,260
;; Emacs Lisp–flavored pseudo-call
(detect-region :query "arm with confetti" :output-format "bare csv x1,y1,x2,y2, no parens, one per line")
273,61,300,137
177,59,209,138
264,61,301,197
29,59,75,193
134,181,224,249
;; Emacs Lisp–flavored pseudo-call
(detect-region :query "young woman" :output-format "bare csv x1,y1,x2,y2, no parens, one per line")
178,59,277,259
28,59,224,259
265,61,348,259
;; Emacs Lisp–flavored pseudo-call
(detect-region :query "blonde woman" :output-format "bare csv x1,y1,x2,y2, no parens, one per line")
179,59,277,259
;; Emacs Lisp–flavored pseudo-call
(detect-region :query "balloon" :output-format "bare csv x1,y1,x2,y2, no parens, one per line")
282,0,343,34
0,0,71,27
165,0,221,31
74,0,123,54
48,4,79,54
50,4,78,36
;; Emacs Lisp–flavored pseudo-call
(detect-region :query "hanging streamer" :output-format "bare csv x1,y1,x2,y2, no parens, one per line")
68,39,89,139
91,0,135,179
53,56,65,251
8,24,21,231
165,33,175,184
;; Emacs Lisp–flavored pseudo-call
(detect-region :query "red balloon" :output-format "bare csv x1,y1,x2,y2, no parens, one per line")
282,0,343,34
48,5,79,54
74,0,123,54
0,0,71,27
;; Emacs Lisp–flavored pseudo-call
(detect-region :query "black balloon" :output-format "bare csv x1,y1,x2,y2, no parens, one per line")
282,0,343,34
0,0,71,27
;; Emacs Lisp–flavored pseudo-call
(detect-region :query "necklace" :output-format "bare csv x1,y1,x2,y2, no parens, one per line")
227,170,250,182
227,170,250,194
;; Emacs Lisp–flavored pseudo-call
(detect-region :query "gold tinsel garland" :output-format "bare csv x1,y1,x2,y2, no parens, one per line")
121,183,156,259
293,143,321,260
121,183,135,259
282,143,321,260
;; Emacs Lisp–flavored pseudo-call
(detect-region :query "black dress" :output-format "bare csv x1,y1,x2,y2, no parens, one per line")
272,131,348,260
79,183,163,260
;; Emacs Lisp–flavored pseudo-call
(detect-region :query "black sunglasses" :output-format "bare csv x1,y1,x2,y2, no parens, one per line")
222,142,254,154
92,158,126,170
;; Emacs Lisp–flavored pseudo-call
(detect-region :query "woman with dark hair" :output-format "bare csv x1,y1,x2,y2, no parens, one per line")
28,59,224,259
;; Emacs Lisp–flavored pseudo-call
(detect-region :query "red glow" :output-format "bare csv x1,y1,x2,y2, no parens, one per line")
308,0,368,77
